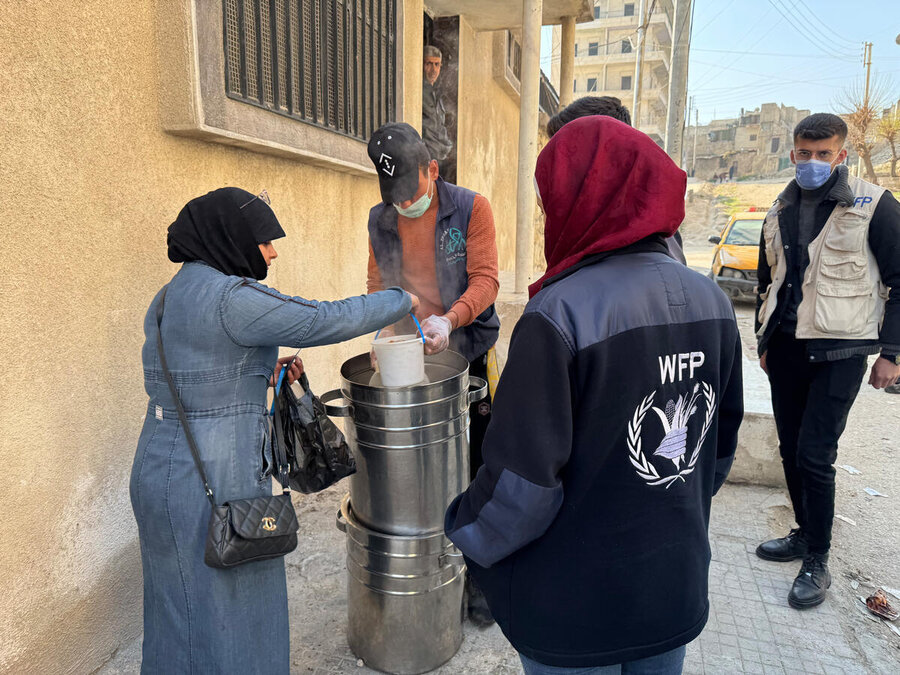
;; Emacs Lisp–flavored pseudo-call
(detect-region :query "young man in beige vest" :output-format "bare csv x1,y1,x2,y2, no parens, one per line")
755,113,900,609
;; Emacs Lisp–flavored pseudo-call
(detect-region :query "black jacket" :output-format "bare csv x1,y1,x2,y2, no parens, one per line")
756,167,900,361
445,239,743,667
422,80,452,161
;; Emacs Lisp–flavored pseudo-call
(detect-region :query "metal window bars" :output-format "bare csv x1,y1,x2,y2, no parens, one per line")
224,0,397,142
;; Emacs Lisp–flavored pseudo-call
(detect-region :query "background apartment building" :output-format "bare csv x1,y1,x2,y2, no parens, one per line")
687,102,811,180
551,0,677,145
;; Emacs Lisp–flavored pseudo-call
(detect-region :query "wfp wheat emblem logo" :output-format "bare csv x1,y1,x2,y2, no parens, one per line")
627,352,717,489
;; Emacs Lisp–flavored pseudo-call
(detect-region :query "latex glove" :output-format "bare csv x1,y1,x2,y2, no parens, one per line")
421,315,452,355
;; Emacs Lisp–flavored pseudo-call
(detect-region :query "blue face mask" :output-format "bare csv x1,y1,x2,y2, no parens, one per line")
795,159,833,190
394,177,433,218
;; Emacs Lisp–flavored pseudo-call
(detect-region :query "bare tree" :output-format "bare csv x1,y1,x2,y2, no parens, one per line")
844,105,879,184
835,78,890,185
877,109,900,178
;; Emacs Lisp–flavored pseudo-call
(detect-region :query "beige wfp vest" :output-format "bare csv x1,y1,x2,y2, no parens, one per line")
757,175,888,341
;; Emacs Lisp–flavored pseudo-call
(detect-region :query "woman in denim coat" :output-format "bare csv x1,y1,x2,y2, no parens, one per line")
130,188,416,673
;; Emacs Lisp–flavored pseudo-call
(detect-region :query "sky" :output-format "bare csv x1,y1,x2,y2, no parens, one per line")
541,0,900,125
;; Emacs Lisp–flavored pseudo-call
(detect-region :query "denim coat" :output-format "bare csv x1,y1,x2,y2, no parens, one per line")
130,262,411,673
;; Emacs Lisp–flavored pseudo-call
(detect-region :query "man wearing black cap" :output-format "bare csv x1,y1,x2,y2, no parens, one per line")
366,122,501,625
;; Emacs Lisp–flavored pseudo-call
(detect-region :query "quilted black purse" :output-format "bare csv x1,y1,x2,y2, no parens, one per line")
155,288,299,569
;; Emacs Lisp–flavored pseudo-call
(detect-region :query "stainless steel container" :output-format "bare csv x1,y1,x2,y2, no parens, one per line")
322,351,486,535
336,495,465,675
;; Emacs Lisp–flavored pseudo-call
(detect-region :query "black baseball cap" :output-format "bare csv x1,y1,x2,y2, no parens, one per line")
367,123,429,203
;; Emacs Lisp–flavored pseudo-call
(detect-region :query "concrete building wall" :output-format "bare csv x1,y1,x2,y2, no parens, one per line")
550,0,674,142
0,1,424,672
455,20,523,272
688,104,811,179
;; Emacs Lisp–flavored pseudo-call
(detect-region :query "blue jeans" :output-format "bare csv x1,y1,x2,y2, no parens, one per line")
520,646,686,675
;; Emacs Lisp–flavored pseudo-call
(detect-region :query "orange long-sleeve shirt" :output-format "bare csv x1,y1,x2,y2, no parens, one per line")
367,190,499,328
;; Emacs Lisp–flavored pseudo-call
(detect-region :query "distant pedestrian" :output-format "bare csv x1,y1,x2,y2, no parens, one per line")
755,113,900,609
546,95,686,264
445,116,744,674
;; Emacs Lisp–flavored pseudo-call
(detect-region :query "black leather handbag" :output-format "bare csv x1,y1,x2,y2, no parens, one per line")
155,288,299,569
273,372,356,494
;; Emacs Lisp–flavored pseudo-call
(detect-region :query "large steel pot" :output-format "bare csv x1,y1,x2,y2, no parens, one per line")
336,494,465,675
322,351,486,535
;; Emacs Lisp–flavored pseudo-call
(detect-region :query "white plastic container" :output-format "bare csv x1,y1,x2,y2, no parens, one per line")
372,334,426,387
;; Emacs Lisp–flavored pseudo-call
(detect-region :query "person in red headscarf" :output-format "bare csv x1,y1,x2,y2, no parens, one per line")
445,116,744,674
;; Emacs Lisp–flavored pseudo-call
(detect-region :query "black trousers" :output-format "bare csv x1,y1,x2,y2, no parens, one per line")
468,352,492,482
765,330,867,554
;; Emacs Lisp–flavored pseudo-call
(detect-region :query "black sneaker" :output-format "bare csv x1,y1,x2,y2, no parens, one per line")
885,383,900,394
788,553,831,609
756,528,809,562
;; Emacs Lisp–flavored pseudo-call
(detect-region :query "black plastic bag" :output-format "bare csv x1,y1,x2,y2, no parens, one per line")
272,372,356,494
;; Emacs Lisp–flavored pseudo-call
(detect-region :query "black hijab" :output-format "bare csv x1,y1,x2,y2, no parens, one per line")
167,187,286,280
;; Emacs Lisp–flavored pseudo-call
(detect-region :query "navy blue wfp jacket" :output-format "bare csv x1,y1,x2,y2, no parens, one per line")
445,239,744,667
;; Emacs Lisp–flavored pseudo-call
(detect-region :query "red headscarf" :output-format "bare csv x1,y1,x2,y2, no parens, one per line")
529,116,686,298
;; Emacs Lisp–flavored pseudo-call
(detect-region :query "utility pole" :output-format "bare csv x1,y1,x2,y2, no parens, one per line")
692,105,699,177
560,16,576,107
632,0,647,128
857,41,872,177
664,0,692,161
681,94,692,168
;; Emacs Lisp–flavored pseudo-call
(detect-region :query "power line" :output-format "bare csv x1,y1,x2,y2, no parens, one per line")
691,59,856,85
693,81,847,107
692,47,856,61
791,0,860,48
690,6,780,90
693,0,737,37
765,0,858,60
695,72,855,95
777,0,860,57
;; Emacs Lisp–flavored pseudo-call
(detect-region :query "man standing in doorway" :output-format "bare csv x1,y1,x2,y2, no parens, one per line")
755,113,900,609
422,45,454,182
366,122,500,625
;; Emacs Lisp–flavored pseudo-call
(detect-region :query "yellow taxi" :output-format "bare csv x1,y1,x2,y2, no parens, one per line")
708,210,767,301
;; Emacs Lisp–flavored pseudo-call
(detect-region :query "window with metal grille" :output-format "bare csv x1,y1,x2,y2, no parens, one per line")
621,75,631,90
587,77,598,92
588,42,598,56
507,31,522,82
621,40,632,54
624,3,635,17
223,0,397,142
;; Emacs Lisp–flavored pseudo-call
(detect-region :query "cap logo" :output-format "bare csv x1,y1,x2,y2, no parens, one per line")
379,153,395,176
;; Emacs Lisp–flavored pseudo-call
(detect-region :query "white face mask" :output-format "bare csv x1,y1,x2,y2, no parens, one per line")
394,177,433,218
